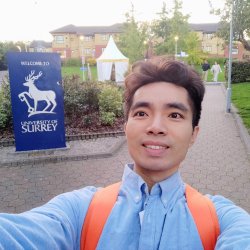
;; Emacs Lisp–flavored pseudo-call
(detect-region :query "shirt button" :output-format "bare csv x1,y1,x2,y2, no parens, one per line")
162,199,167,205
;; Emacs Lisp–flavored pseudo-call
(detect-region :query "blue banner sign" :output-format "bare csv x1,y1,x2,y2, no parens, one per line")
7,52,66,151
80,67,87,71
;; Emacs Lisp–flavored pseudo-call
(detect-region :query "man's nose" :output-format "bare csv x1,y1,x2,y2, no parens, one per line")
146,115,167,135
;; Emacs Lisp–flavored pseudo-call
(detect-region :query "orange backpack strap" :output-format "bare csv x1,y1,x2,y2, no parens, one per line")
186,184,220,250
80,182,121,250
80,182,220,250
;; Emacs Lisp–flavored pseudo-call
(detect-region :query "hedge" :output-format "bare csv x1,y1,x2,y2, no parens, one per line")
225,61,250,83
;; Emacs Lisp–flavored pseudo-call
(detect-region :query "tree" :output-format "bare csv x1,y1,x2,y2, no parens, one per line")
184,32,208,65
0,41,25,70
210,0,250,51
151,2,171,41
152,0,190,55
118,5,148,63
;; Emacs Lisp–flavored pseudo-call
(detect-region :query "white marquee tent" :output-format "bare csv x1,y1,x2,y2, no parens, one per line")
97,36,129,83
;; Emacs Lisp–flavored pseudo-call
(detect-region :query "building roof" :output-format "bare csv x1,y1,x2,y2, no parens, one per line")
29,40,52,48
50,22,221,37
50,23,123,36
190,23,221,33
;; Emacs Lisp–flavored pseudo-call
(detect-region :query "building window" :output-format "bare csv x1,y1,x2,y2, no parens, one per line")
204,33,213,39
232,47,238,54
84,48,92,55
54,36,64,44
84,36,92,41
34,47,45,52
204,45,212,52
101,34,109,41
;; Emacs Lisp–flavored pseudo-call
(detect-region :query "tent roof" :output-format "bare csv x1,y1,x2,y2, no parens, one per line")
97,36,128,62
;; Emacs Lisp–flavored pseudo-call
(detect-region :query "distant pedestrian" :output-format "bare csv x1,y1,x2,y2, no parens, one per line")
211,61,222,82
201,60,210,82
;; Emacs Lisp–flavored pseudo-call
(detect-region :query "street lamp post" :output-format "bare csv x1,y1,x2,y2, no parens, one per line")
79,36,85,81
174,36,179,60
226,1,234,113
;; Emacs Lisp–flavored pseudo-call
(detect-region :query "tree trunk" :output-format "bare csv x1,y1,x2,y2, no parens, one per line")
239,38,250,51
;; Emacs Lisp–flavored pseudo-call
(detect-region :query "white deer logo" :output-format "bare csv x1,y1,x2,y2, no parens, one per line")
18,70,57,117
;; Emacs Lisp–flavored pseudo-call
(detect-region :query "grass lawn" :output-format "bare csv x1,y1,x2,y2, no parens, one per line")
231,82,250,132
63,64,226,82
62,66,97,81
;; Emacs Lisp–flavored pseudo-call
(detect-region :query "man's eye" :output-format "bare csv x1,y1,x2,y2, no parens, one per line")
169,113,183,119
134,111,147,117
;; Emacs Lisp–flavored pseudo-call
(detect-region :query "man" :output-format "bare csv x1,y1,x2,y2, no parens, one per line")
211,61,222,82
0,57,249,249
201,60,210,82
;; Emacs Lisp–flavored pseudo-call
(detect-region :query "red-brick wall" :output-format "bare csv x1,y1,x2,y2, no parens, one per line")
95,45,106,58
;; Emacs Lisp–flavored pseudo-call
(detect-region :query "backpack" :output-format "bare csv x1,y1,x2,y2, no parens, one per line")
81,182,220,250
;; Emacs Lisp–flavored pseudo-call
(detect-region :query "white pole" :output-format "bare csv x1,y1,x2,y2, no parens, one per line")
226,1,234,113
175,42,177,59
174,36,178,60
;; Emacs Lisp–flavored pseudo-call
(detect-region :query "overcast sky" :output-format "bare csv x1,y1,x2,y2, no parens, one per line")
1,0,225,42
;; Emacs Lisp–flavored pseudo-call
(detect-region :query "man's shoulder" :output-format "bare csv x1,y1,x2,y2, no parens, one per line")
30,186,99,218
207,194,250,224
207,195,250,247
48,186,98,207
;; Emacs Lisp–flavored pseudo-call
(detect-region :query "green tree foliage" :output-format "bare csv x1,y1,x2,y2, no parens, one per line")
152,0,190,55
0,41,27,70
151,2,171,42
118,4,148,63
209,0,250,51
184,32,207,65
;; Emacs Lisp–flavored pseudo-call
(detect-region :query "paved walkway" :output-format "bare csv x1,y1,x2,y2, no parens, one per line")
0,83,250,213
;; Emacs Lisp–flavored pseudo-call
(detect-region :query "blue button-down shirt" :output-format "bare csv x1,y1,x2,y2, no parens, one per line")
0,164,249,249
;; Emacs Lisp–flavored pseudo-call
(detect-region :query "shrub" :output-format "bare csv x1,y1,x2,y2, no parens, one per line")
63,76,100,119
98,84,123,117
225,61,250,83
0,77,12,129
100,111,115,125
82,114,95,127
86,57,97,66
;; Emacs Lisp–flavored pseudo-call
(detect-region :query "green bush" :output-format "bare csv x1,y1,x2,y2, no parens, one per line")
225,61,250,83
86,57,97,66
0,74,125,132
100,111,115,125
98,84,123,117
0,77,12,129
63,76,100,119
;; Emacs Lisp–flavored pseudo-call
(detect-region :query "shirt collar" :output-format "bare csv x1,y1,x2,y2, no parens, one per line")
122,163,185,209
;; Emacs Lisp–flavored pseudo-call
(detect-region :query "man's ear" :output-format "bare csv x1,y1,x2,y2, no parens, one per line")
189,126,199,147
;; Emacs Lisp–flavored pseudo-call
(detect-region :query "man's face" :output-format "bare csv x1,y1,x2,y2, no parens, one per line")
124,82,199,182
